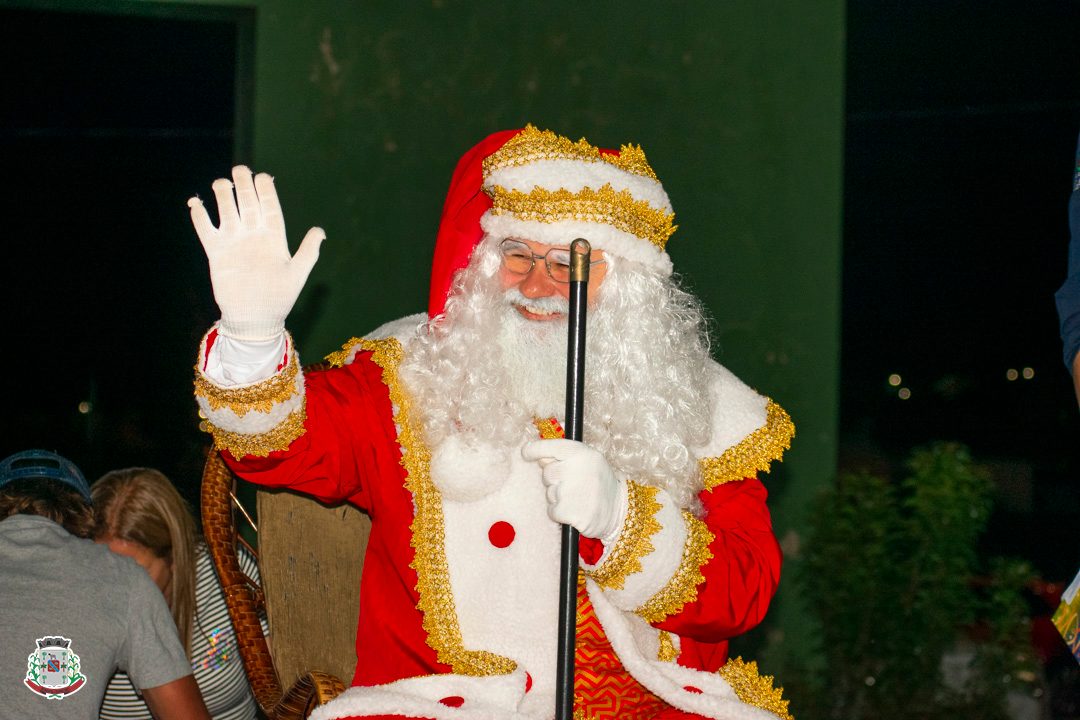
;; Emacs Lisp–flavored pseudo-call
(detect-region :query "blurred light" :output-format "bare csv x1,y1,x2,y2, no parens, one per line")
1022,367,1035,380
898,387,912,400
864,676,876,687
888,373,902,387
77,401,92,414
1006,368,1019,381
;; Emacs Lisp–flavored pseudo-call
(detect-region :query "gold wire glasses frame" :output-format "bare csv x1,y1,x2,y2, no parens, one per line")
498,238,605,283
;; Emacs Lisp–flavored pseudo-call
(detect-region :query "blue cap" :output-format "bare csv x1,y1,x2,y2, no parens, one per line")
0,450,92,505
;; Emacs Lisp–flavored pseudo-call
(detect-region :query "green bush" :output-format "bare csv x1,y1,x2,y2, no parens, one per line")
795,442,1037,720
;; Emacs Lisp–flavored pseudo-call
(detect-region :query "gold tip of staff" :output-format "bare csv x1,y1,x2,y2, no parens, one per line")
569,238,591,283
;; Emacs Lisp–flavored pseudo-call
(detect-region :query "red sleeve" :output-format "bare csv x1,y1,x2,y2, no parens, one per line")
654,477,782,644
221,351,399,513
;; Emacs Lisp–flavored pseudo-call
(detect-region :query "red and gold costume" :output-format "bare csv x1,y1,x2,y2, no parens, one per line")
194,127,794,720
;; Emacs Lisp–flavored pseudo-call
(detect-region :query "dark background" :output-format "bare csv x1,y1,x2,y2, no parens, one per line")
841,0,1080,584
0,6,235,496
1,0,1079,588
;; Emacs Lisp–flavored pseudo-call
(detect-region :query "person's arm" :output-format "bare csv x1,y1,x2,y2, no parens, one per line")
142,674,211,720
1072,352,1080,408
120,562,209,719
1054,131,1080,404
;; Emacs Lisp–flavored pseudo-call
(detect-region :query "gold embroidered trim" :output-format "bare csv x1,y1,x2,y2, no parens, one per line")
325,337,366,368
200,401,307,458
586,482,661,591
699,400,795,490
533,416,563,439
718,657,793,720
487,184,677,251
657,630,678,662
483,124,659,181
365,337,516,677
193,338,300,417
635,511,714,623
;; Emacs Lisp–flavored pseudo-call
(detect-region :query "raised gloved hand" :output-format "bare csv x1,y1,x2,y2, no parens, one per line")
521,439,626,541
188,165,325,340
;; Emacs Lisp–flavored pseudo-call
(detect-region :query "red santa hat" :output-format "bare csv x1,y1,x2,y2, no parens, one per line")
428,125,676,318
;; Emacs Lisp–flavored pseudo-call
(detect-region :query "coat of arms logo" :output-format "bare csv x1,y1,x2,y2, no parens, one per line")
24,636,86,699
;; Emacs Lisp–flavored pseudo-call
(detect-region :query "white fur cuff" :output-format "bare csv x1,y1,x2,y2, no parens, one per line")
598,487,686,611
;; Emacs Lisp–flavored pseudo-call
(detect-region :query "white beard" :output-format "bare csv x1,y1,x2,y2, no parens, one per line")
400,235,715,509
494,289,571,420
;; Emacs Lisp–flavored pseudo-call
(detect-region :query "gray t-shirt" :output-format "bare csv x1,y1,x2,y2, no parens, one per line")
0,514,191,720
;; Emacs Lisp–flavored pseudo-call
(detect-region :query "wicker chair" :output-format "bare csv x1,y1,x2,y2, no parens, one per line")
201,446,371,719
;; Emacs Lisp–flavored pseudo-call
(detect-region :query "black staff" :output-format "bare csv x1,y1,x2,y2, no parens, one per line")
556,238,591,720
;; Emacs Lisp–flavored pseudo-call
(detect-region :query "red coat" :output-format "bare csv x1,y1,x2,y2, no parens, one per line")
201,335,790,719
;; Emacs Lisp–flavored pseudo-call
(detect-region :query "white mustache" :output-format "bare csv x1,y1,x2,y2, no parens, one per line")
502,288,570,315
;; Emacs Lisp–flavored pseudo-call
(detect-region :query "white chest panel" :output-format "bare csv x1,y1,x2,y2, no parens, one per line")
439,444,562,712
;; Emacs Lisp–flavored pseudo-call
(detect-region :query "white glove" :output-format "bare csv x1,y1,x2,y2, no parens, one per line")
188,165,325,341
521,439,626,541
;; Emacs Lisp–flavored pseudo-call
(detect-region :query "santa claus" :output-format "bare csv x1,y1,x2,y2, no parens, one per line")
189,126,794,720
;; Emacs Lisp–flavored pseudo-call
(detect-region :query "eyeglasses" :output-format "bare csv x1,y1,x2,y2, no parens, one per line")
498,239,605,284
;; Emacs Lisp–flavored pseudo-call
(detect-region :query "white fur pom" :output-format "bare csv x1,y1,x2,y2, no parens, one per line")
429,433,511,502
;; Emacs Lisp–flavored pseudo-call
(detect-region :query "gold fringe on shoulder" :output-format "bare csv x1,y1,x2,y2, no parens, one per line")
699,400,795,490
325,337,367,368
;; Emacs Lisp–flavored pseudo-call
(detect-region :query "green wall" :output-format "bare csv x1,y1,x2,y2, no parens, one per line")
159,0,843,674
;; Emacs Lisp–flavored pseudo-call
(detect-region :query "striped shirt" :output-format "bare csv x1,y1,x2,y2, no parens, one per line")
98,543,263,720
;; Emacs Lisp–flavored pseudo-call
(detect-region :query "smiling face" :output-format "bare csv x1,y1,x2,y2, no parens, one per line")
497,238,608,321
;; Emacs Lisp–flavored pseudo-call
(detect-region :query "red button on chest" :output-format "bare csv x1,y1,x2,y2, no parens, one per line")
488,521,516,548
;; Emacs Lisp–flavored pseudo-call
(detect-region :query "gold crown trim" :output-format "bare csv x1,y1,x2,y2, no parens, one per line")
488,183,677,251
483,124,659,181
364,337,517,677
718,657,793,720
699,400,795,490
